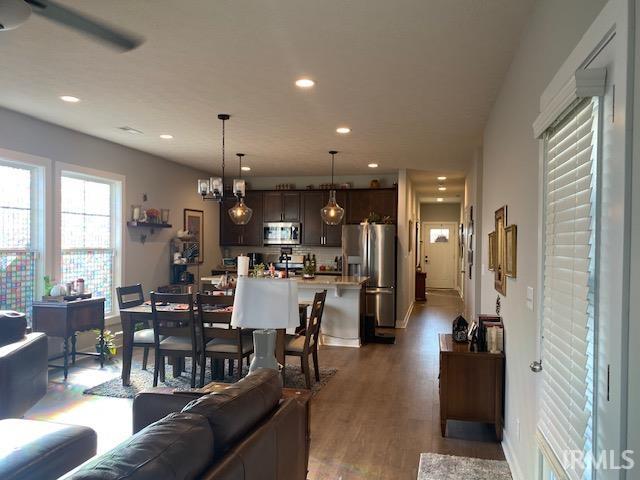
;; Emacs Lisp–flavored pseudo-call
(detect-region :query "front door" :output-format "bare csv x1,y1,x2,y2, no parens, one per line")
422,222,457,289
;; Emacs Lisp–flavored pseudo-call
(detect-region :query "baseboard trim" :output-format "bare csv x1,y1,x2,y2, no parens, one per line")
396,301,415,329
320,335,360,348
502,430,524,480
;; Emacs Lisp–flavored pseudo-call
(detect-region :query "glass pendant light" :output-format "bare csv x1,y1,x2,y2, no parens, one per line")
228,153,253,225
321,150,345,225
197,114,229,201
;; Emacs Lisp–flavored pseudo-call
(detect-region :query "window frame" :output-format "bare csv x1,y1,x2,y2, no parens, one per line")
54,162,125,320
0,148,51,314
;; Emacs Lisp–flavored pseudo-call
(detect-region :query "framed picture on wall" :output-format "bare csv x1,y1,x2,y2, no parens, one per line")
184,209,204,264
505,224,517,277
494,206,507,295
488,231,496,271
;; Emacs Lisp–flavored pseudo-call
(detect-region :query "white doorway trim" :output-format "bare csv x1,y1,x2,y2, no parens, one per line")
421,221,459,290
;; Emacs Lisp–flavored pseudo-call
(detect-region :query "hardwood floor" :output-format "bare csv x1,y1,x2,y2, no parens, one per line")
25,289,504,478
306,289,504,480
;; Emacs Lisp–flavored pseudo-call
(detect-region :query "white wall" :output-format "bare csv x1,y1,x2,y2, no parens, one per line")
463,147,482,320
0,106,221,310
478,0,608,477
246,173,397,190
396,169,419,326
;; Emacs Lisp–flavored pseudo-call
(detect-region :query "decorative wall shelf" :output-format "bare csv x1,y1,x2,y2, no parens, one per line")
127,221,172,243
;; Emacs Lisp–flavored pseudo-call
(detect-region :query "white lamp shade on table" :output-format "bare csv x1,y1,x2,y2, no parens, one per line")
231,277,299,330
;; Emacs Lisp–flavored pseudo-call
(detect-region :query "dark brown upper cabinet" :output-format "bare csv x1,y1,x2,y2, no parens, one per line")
346,189,397,224
219,191,263,246
301,190,347,246
263,191,300,222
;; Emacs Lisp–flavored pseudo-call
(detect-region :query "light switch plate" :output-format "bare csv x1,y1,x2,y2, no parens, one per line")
526,286,534,311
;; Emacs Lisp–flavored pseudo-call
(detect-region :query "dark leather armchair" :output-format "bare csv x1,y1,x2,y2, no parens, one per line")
0,310,48,419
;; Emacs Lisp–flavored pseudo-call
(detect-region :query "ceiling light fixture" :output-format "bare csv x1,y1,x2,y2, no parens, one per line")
437,198,444,202
241,166,251,172
368,163,379,168
228,153,253,225
60,95,80,103
321,151,345,226
438,186,447,191
336,127,351,134
437,176,447,181
159,134,173,139
197,114,230,201
295,78,315,88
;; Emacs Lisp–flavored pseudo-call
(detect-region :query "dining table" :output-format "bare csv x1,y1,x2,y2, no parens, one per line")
119,301,312,386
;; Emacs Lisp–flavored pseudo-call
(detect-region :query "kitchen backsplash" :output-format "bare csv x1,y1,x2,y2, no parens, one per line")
224,246,342,268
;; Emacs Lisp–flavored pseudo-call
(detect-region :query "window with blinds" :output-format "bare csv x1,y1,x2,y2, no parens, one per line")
538,98,599,480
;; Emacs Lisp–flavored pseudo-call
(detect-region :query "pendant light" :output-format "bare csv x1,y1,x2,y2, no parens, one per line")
197,113,230,201
228,153,253,225
321,150,345,225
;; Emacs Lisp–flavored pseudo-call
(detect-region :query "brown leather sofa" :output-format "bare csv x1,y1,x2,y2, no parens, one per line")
63,369,310,480
0,310,48,420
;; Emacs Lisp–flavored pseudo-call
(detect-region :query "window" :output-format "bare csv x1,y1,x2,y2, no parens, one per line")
0,163,39,320
538,98,598,480
429,228,450,243
60,173,118,314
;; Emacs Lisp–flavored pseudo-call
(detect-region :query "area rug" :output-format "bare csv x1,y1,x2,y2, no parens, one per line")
84,359,337,399
417,453,511,480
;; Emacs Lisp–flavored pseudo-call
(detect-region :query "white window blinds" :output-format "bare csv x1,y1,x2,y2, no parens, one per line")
538,98,598,480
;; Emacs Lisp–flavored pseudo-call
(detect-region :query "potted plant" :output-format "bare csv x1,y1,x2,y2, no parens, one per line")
253,263,265,277
93,329,117,360
302,264,316,279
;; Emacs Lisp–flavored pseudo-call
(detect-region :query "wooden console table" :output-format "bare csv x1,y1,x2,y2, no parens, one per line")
438,333,504,440
32,298,105,380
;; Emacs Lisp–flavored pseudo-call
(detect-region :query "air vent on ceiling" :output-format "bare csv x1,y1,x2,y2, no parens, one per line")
118,126,144,135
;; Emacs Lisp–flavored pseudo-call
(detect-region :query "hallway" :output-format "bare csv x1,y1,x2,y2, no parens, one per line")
308,289,504,480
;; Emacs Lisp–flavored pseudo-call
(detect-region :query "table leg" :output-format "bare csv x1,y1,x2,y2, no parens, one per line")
276,329,285,382
121,312,135,386
63,337,69,380
71,333,77,364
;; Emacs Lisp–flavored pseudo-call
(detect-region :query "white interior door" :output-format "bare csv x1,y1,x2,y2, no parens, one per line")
422,222,457,289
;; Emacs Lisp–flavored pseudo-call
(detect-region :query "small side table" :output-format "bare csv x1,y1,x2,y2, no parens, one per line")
32,298,105,379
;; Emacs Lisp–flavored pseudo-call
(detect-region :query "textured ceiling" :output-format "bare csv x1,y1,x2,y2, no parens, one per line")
0,0,533,176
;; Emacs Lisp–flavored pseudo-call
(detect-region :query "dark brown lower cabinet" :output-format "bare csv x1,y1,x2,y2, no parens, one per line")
438,333,504,440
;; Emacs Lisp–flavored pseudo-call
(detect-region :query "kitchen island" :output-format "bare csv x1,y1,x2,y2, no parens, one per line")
296,275,367,348
201,274,368,348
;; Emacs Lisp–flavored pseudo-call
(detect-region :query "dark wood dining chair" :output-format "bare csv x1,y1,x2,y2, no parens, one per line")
197,293,253,386
150,292,199,388
285,290,327,389
116,284,153,370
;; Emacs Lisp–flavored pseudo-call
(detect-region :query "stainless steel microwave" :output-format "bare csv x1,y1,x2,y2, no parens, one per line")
263,222,301,245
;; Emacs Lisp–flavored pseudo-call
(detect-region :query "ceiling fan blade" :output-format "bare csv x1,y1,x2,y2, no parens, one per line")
25,0,143,51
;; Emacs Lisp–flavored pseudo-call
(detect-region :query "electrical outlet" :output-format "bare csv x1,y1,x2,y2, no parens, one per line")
516,418,521,441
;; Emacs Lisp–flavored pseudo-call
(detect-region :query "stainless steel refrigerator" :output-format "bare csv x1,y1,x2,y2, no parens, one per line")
342,224,396,327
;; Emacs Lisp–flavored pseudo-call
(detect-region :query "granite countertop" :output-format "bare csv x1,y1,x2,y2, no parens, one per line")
295,275,368,287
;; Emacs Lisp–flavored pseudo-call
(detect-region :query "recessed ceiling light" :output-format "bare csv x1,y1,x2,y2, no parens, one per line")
159,134,173,139
241,166,251,172
437,198,444,202
368,163,379,168
437,176,447,181
336,127,351,134
295,78,315,88
438,186,447,191
60,95,80,103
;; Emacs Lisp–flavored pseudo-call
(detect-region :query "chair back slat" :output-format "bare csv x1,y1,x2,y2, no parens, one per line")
197,293,242,350
116,284,145,309
304,290,327,350
150,292,196,347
